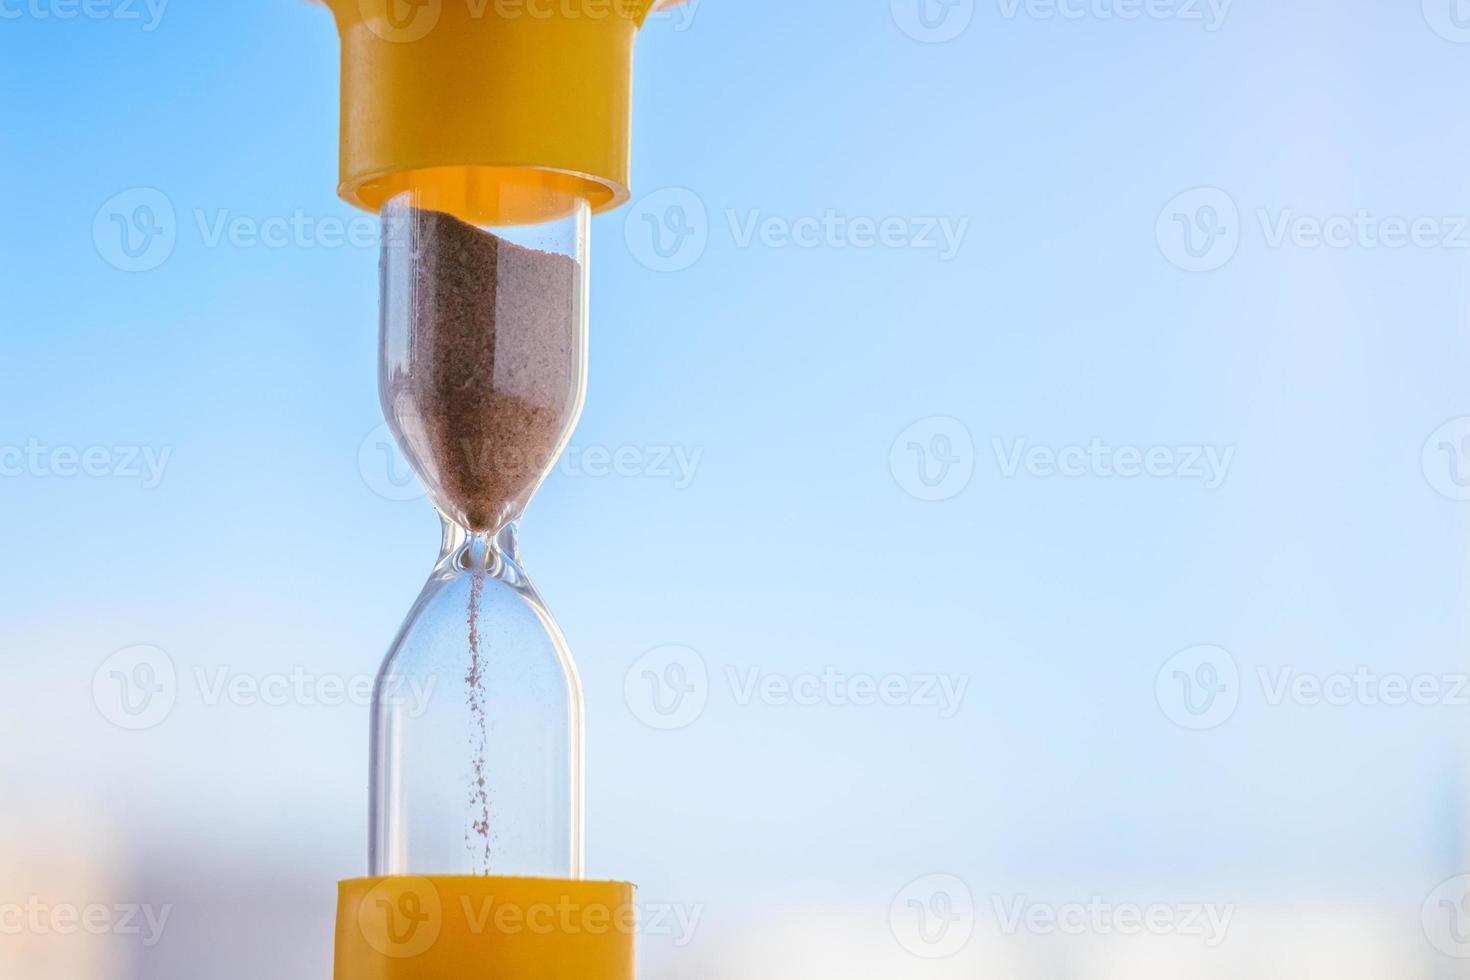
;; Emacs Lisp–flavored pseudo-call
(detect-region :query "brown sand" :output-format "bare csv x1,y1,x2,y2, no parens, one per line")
387,206,580,534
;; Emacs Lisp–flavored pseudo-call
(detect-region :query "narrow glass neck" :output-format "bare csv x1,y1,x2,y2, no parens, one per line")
438,519,521,569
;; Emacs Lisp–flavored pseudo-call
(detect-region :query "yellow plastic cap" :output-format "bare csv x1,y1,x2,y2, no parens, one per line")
318,0,680,224
335,876,637,980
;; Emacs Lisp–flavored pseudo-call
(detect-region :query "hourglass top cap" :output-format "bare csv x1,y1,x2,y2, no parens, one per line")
312,0,689,226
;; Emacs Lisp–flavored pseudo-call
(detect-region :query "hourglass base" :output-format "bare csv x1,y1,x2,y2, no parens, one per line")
334,876,636,980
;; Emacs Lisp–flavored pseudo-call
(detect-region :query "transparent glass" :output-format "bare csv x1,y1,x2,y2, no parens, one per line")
370,187,590,879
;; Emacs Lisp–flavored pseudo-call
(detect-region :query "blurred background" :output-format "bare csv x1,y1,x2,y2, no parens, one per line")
5,0,1470,976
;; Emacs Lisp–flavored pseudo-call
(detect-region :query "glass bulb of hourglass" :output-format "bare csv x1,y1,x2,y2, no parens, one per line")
369,184,590,879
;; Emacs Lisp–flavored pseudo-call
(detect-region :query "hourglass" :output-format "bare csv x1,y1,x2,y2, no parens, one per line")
371,184,589,882
311,1,683,976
